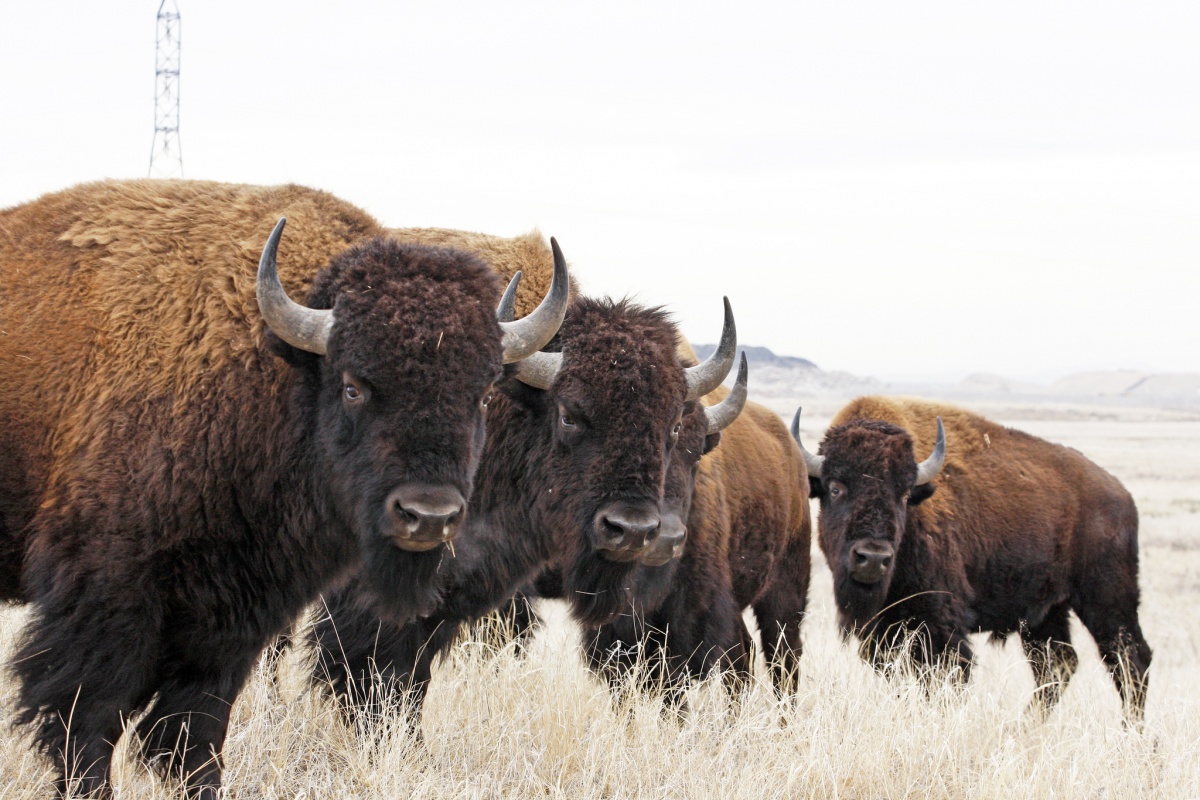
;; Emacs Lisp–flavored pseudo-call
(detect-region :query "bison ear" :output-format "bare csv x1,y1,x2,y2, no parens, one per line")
909,483,936,506
808,477,825,500
702,431,722,455
266,329,321,371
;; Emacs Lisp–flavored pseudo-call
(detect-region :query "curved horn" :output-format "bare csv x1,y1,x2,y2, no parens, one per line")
497,271,521,322
256,218,334,355
704,353,748,434
513,351,563,390
790,407,824,479
684,297,736,401
498,237,570,364
914,417,946,486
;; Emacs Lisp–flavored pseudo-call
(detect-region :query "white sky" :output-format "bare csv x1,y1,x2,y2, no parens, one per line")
2,1,1197,382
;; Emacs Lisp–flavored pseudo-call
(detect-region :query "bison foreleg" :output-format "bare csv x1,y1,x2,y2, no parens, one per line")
1020,605,1078,717
12,590,159,799
134,662,253,799
311,596,456,738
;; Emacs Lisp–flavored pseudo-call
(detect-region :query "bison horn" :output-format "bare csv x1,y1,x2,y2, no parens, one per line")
790,407,824,479
257,218,334,355
913,417,946,486
504,267,562,389
512,350,563,390
498,237,570,364
497,271,521,323
684,297,737,401
704,353,748,434
499,269,563,388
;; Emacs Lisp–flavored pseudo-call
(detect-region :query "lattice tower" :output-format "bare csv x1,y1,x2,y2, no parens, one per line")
148,0,183,178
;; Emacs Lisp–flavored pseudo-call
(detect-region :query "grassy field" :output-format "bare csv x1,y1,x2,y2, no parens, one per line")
3,400,1199,798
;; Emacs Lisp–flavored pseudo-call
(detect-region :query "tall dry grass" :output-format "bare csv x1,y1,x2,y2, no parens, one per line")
3,406,1199,798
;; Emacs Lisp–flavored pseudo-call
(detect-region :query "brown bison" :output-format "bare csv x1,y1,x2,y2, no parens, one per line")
0,179,568,798
307,277,745,725
513,352,812,704
793,396,1152,719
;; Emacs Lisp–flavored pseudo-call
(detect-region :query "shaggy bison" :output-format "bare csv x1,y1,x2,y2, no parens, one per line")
309,297,745,725
512,355,811,704
0,179,568,797
793,396,1151,719
585,377,811,701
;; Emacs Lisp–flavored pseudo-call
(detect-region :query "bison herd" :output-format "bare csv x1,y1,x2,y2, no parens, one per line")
0,180,1152,798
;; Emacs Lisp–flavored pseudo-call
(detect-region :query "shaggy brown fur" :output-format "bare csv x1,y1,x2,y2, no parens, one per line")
0,180,517,797
810,396,1151,719
389,227,580,318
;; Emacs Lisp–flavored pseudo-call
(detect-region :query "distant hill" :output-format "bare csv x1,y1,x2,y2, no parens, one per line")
692,344,818,371
691,344,881,399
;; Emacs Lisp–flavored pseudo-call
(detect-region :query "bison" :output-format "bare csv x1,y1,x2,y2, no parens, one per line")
308,297,746,726
793,396,1152,720
510,354,812,705
0,179,568,797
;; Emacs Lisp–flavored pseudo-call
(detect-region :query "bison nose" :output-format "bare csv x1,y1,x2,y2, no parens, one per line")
593,502,660,561
641,512,686,567
385,485,465,552
848,541,894,584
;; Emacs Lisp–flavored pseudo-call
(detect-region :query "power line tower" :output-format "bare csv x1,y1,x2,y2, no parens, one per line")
148,0,183,178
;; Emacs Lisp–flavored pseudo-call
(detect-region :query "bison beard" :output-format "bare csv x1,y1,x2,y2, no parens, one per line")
561,546,638,628
358,543,447,622
834,571,894,636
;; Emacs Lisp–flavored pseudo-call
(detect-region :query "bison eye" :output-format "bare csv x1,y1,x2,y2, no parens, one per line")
559,414,577,430
828,480,847,500
341,373,368,407
671,421,682,439
481,391,495,410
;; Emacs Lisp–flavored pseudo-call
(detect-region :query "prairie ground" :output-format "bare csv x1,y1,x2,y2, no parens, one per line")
3,398,1199,799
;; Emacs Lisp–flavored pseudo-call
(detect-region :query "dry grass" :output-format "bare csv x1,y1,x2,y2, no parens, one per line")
4,403,1200,799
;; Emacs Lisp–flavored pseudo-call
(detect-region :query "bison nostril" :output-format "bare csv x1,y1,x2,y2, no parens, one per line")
600,516,626,542
393,503,420,531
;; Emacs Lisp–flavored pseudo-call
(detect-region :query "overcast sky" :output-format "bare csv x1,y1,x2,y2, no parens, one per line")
3,1,1197,382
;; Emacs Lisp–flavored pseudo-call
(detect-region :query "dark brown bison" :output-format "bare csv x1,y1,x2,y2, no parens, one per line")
0,179,568,797
308,298,745,725
514,353,812,704
793,396,1152,719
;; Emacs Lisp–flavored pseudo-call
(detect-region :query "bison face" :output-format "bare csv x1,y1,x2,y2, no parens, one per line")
496,298,737,626
260,228,566,615
804,418,943,632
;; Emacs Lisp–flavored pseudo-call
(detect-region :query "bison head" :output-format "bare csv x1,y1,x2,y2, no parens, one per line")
257,220,566,612
494,295,737,625
792,410,945,631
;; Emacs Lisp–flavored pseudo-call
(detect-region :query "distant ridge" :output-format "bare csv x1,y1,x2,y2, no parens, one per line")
691,343,880,398
692,344,818,371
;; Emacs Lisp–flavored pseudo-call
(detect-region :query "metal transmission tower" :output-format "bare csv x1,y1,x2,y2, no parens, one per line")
148,0,183,178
